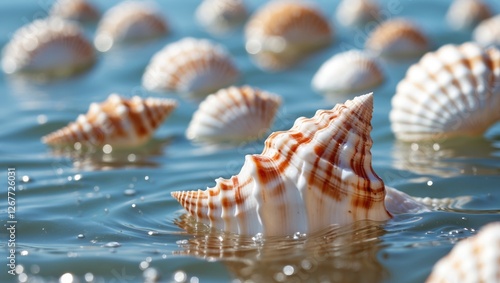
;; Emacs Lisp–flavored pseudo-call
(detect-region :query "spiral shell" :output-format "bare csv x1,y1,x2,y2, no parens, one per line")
42,94,177,148
50,0,100,23
446,0,492,30
312,50,385,95
142,38,239,97
94,1,168,52
365,18,428,58
1,18,96,79
195,0,247,35
336,0,379,27
186,86,281,143
172,93,392,236
390,42,500,142
473,15,500,48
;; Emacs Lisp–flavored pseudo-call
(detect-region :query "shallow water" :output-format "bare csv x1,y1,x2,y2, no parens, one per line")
1,0,500,282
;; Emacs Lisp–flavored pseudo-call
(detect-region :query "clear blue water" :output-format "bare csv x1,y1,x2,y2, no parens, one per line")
1,0,500,282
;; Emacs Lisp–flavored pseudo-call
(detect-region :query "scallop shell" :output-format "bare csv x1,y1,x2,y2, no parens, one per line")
312,50,385,95
186,86,282,143
426,222,500,283
245,0,333,71
195,0,247,35
142,38,239,97
1,18,96,79
365,18,428,58
390,42,500,141
172,93,392,236
50,0,100,23
446,0,492,30
42,94,177,148
473,15,500,48
336,0,379,27
94,1,168,52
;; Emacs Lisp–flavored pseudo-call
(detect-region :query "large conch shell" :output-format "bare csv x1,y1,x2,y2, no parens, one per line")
390,42,500,142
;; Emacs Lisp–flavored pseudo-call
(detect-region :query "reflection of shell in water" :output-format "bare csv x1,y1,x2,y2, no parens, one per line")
142,38,239,97
186,86,281,143
336,0,379,27
42,94,177,148
195,0,247,34
365,19,428,58
1,18,96,79
390,42,500,142
427,222,500,283
50,0,100,23
473,15,500,48
245,0,333,71
312,50,385,95
446,0,492,30
172,93,392,236
94,1,168,52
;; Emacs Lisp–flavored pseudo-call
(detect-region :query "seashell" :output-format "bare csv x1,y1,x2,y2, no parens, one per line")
142,37,239,97
446,0,492,30
473,15,500,48
365,18,428,58
195,0,248,35
94,1,168,52
50,0,100,23
390,42,500,142
42,94,177,148
335,0,380,27
245,0,333,71
186,86,282,143
312,50,385,95
1,18,96,80
426,222,500,283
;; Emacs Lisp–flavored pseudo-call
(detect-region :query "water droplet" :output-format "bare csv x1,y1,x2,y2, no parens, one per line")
84,272,94,282
77,234,85,239
124,189,136,196
283,265,294,276
274,272,285,282
432,143,440,151
30,264,40,274
18,273,28,283
411,143,419,151
59,272,74,283
21,175,31,183
74,142,82,150
174,270,187,282
427,180,433,186
145,176,150,181
37,114,47,125
190,276,200,283
74,174,82,181
132,203,137,208
139,261,149,270
102,144,113,154
20,250,29,256
16,265,24,274
103,241,121,248
127,154,137,162
148,231,159,236
301,259,312,270
143,267,159,281
252,233,264,243
67,176,73,181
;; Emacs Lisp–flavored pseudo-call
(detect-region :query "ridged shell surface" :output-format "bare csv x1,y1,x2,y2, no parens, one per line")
365,19,428,58
446,0,492,30
195,0,247,35
142,37,239,97
50,0,100,23
172,93,392,236
390,42,500,141
336,0,379,27
94,1,168,52
312,50,385,95
473,15,500,48
426,222,500,283
186,86,282,143
1,18,96,79
43,94,177,148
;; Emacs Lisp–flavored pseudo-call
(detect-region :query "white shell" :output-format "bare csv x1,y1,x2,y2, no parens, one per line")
186,86,282,143
336,0,379,27
312,50,385,95
1,18,96,79
390,42,500,141
142,37,239,97
195,0,247,35
50,0,100,23
473,15,500,48
446,0,492,30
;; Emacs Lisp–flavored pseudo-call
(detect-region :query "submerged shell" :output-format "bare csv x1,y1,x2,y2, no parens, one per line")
365,19,428,58
142,38,239,97
245,0,333,71
94,1,168,52
186,86,281,143
195,0,247,35
335,0,379,27
390,42,500,141
172,93,392,236
42,94,177,148
426,222,500,283
446,0,492,30
1,18,95,79
50,0,100,23
473,15,500,48
312,50,385,95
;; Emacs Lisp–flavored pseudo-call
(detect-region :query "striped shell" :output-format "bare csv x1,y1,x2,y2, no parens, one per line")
312,50,385,95
426,222,500,283
1,18,95,79
365,19,428,58
186,86,281,143
94,1,168,52
142,38,239,97
42,94,177,148
335,0,379,27
172,93,392,236
50,0,100,23
473,15,500,48
195,0,247,35
446,0,492,30
390,42,500,141
245,0,333,71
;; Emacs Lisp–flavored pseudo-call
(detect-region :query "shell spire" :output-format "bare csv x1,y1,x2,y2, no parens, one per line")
172,93,392,236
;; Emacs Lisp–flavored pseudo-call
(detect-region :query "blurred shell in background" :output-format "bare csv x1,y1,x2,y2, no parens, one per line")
446,0,492,30
195,0,248,35
473,15,500,48
49,0,100,23
335,0,379,27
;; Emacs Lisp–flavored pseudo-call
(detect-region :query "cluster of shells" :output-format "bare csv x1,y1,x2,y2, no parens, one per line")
3,0,500,282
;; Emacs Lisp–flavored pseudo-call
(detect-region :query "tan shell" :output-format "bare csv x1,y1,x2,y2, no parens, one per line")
42,94,177,148
195,0,248,35
446,0,492,30
473,15,500,48
50,0,100,23
336,0,379,27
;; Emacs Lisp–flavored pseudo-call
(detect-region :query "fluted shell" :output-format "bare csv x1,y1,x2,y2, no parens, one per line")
473,15,500,48
186,86,282,143
426,222,500,283
142,38,239,97
245,0,333,71
172,93,392,236
312,50,385,95
390,42,500,141
335,0,379,27
1,18,95,79
195,0,247,35
446,0,492,30
50,0,100,23
94,1,168,52
365,19,428,58
42,94,177,148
